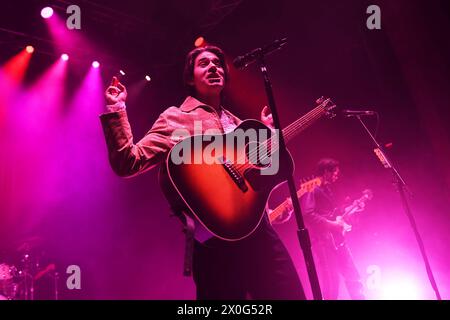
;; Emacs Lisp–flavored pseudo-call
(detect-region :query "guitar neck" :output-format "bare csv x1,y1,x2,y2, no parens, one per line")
341,194,371,219
268,188,307,222
282,102,329,144
342,206,357,219
264,102,330,154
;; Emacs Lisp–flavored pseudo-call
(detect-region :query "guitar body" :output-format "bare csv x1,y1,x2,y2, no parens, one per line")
329,221,348,249
329,189,373,249
166,120,293,241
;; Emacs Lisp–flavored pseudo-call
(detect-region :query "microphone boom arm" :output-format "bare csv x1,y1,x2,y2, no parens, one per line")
233,37,288,69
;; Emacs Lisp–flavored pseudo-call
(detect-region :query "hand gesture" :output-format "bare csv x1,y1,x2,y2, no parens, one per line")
272,198,293,224
260,105,274,129
105,76,127,105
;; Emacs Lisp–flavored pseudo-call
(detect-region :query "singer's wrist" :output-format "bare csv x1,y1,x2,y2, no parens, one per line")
106,101,126,112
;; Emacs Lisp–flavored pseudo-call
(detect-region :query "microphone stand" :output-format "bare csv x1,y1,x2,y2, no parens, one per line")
355,115,441,300
254,53,323,300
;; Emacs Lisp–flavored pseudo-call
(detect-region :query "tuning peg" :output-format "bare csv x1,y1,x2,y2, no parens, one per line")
316,96,324,104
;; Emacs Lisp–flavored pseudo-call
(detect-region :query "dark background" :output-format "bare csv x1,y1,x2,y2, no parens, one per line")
0,0,449,299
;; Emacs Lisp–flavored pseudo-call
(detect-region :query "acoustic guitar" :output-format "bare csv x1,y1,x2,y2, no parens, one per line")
166,98,336,241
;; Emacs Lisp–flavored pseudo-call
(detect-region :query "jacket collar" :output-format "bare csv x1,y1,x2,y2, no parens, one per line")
179,96,242,124
179,96,211,112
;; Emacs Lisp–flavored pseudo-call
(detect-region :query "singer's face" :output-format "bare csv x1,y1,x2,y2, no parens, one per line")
190,51,225,97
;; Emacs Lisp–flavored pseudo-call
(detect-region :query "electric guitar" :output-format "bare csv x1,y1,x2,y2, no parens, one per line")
166,98,336,241
267,177,322,223
330,189,373,249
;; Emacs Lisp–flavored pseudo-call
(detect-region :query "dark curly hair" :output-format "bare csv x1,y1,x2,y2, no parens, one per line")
316,158,340,176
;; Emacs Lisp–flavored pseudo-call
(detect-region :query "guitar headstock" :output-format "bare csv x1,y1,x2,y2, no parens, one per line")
300,177,321,192
316,96,337,119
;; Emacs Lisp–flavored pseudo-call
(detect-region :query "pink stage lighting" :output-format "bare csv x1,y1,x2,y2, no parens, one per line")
381,274,423,300
41,7,54,19
92,61,100,68
61,54,69,61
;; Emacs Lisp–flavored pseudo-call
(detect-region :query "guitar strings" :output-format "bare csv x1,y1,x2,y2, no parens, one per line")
233,103,327,171
235,105,324,170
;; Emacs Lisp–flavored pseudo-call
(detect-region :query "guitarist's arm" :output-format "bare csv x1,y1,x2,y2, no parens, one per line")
300,192,344,233
268,188,345,234
268,198,293,224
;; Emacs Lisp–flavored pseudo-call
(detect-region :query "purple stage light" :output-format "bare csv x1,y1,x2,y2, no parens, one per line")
61,53,69,61
92,61,100,68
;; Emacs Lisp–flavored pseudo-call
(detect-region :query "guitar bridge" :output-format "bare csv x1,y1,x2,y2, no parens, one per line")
219,157,248,192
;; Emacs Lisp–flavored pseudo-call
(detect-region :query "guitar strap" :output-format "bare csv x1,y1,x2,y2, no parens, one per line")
182,212,196,277
165,199,196,277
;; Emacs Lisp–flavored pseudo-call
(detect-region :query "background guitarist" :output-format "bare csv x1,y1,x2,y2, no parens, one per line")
276,158,366,299
100,45,305,300
300,158,365,300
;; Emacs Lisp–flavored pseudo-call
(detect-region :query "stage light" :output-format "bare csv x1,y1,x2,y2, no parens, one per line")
3,46,34,84
92,61,100,68
119,70,125,76
145,75,151,82
194,36,205,47
26,46,35,54
61,53,69,61
41,7,54,19
381,276,422,300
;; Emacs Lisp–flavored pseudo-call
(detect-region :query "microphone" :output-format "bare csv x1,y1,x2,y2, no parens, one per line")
342,109,376,117
233,37,288,70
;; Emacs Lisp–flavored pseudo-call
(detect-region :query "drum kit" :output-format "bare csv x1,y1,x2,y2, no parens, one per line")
0,263,17,300
0,237,58,300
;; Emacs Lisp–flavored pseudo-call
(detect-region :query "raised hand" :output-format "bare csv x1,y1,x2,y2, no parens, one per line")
105,76,127,105
260,105,274,129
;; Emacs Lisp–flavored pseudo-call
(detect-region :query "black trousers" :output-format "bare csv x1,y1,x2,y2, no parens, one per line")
312,237,365,300
192,218,305,300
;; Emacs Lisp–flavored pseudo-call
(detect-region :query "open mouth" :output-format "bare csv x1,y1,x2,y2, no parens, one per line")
207,73,221,79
